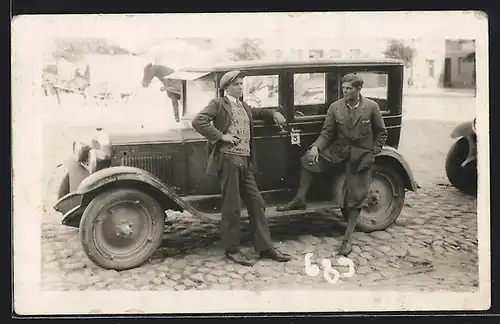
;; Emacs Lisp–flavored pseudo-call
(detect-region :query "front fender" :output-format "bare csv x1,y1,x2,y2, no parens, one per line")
375,146,419,192
55,166,200,227
451,120,474,139
76,166,197,213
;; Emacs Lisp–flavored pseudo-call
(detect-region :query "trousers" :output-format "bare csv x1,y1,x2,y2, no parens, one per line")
300,154,373,210
218,153,274,252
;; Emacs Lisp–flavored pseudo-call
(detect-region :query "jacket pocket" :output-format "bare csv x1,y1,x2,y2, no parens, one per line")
336,119,347,136
360,119,371,136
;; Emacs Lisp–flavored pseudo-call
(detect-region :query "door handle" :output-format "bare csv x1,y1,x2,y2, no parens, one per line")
277,126,301,134
277,125,288,134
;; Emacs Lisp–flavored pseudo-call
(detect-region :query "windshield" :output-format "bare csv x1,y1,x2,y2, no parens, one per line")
184,74,217,119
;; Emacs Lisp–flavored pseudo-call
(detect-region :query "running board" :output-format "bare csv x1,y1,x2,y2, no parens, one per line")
176,198,342,222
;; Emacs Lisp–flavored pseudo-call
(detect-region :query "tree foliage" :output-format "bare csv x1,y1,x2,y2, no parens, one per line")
52,38,134,62
383,40,416,67
463,52,475,62
228,38,264,61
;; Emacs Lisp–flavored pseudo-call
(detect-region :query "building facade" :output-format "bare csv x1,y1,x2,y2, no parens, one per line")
443,40,476,88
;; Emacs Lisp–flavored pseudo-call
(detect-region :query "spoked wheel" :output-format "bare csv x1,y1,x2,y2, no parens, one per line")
79,188,165,270
334,164,405,232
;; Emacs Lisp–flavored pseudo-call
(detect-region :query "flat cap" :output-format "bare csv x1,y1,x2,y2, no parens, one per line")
220,70,244,89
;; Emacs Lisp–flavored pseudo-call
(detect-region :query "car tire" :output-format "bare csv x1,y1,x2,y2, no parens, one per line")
445,137,477,195
57,173,70,200
79,188,165,271
333,164,405,233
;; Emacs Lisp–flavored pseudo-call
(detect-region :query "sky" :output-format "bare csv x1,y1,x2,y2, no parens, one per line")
13,11,487,54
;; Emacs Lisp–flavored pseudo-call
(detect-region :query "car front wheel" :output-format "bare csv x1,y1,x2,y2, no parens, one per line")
79,188,165,270
333,164,406,232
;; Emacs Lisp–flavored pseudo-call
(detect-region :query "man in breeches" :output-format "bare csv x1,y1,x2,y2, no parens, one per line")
276,73,388,256
192,70,292,266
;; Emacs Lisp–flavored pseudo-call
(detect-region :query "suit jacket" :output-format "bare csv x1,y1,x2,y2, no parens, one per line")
312,95,388,173
191,96,277,175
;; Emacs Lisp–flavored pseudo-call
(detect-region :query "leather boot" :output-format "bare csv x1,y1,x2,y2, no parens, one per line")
225,250,256,266
276,168,313,211
337,208,360,256
338,240,352,256
276,196,307,211
259,247,292,262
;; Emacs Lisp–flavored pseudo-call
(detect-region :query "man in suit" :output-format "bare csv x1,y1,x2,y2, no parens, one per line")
276,73,388,256
192,70,292,266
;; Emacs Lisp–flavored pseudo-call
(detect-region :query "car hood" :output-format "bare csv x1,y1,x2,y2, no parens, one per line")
107,128,184,145
103,122,206,145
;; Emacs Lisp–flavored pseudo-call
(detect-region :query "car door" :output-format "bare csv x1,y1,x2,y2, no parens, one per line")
284,68,341,202
241,70,291,201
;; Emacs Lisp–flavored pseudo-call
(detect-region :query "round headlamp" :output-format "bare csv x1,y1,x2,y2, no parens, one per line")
73,141,91,162
87,149,98,173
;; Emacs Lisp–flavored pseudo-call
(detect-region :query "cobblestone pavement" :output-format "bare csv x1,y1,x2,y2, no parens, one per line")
39,115,480,292
41,185,478,292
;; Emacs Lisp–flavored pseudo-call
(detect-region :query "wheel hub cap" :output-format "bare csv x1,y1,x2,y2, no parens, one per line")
366,190,382,207
359,174,396,224
116,221,133,238
94,201,152,258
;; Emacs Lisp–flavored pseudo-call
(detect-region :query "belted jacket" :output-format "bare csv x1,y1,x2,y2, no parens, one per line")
312,95,388,173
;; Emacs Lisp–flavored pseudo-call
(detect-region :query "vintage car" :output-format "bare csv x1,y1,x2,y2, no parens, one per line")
54,58,419,270
445,117,477,195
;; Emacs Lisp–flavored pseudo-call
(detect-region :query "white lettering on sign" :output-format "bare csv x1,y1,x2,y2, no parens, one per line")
291,131,301,146
304,253,355,284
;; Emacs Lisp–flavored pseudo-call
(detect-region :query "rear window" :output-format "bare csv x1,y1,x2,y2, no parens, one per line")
343,71,389,112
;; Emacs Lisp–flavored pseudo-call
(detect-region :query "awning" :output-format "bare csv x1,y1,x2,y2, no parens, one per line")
163,71,212,81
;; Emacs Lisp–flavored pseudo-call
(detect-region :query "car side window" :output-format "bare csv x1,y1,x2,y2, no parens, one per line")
184,76,217,118
242,75,279,108
293,72,328,117
346,71,389,112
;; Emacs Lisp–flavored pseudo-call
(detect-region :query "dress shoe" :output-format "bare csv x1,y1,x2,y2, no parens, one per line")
259,248,292,262
276,197,307,211
225,250,255,266
337,240,352,256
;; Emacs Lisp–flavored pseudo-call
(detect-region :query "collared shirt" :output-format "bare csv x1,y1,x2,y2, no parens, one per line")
346,99,360,109
345,95,361,128
226,94,242,106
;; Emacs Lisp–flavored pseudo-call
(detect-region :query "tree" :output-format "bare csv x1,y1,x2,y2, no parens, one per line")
463,52,475,62
383,39,416,68
52,38,134,62
228,38,264,61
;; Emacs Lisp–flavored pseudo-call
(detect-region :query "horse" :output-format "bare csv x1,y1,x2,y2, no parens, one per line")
142,63,183,123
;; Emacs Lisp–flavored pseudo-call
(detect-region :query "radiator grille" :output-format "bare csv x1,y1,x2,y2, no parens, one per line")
121,155,172,182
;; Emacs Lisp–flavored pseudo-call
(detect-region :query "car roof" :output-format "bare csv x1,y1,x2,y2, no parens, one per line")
178,58,404,73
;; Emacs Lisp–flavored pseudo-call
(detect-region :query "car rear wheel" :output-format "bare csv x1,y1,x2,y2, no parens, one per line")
79,188,165,270
333,164,405,232
445,137,477,195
